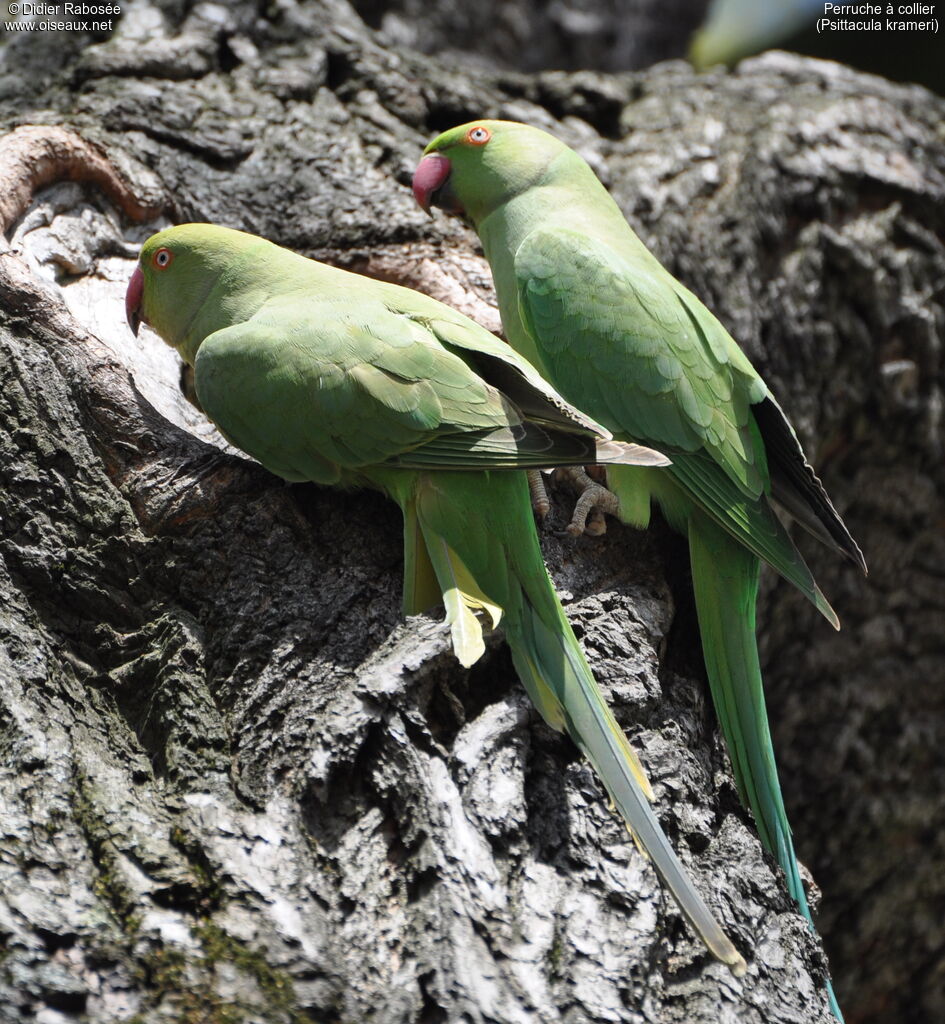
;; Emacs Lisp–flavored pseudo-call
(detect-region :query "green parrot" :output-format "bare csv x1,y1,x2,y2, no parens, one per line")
125,223,748,976
414,120,866,1018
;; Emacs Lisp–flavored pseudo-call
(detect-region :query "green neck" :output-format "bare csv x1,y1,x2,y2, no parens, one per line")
171,270,228,366
171,238,299,365
477,194,549,374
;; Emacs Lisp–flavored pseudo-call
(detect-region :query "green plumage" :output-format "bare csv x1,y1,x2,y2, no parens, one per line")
131,224,744,976
421,120,866,1018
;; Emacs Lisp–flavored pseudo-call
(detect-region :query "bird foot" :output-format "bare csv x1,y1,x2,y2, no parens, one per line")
552,466,620,536
526,469,550,520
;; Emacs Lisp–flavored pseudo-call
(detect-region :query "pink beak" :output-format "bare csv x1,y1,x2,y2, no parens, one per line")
125,266,143,335
412,154,453,214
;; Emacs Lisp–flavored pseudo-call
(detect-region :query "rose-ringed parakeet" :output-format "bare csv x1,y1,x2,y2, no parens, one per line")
125,223,749,976
414,121,866,1018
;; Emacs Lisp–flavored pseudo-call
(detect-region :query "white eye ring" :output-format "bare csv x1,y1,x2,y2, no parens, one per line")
154,248,173,269
467,126,491,145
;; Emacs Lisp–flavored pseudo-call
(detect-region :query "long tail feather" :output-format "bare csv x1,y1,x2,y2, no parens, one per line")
408,469,745,974
688,513,843,1019
505,597,747,976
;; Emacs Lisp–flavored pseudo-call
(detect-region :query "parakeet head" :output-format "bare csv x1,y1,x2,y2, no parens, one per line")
413,120,568,224
125,223,272,359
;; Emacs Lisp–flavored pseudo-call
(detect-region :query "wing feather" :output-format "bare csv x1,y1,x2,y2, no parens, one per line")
193,290,667,481
515,228,766,496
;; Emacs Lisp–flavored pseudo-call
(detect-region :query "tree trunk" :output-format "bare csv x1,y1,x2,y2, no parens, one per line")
1,4,942,1023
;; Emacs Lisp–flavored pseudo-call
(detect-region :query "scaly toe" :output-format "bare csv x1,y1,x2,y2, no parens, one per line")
550,466,621,535
526,469,551,519
584,508,608,536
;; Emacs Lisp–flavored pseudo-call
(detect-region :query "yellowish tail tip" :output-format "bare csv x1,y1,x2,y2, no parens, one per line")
433,539,505,666
815,585,841,631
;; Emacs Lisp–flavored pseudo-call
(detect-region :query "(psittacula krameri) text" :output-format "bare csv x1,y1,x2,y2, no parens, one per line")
414,121,866,1018
125,223,748,976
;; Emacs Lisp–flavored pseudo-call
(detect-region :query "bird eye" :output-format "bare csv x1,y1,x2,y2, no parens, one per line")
466,126,491,145
153,247,173,269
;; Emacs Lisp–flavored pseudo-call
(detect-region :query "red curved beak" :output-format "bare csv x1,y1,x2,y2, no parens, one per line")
125,266,143,336
412,153,453,215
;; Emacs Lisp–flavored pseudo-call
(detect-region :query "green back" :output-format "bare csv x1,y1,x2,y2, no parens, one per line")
426,122,838,617
138,224,635,487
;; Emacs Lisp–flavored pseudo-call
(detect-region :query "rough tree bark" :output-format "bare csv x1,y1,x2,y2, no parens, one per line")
0,3,942,1024
345,0,711,74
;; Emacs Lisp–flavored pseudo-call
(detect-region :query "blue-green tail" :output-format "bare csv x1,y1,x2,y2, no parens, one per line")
689,512,842,1021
